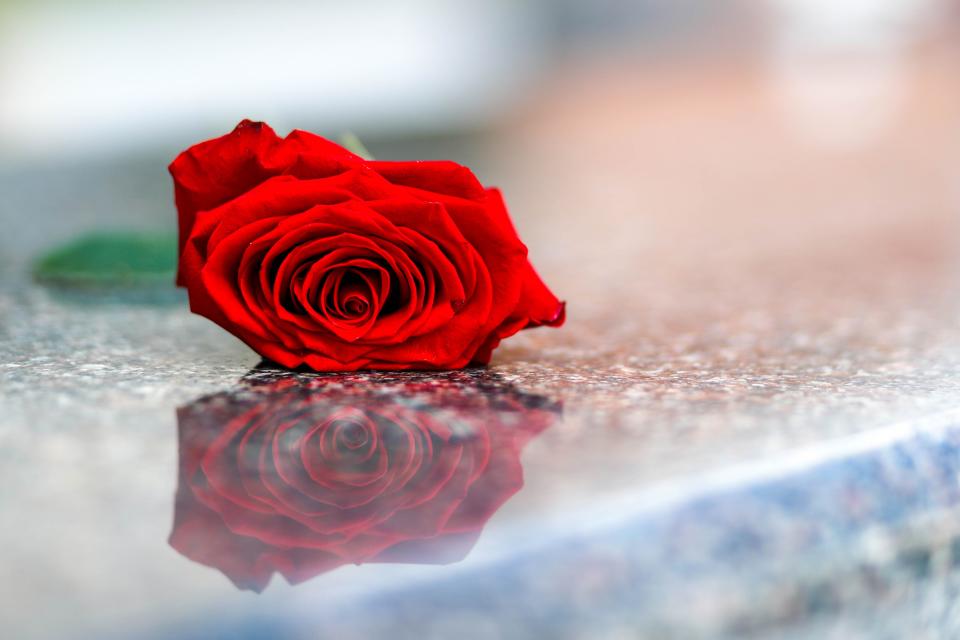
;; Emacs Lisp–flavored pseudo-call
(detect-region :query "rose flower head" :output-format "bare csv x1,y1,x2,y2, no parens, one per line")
170,121,565,371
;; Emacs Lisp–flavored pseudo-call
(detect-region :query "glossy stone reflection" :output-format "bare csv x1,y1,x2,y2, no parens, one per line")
169,369,561,592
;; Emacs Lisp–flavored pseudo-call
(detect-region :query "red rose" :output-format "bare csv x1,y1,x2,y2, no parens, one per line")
169,372,560,592
170,120,564,371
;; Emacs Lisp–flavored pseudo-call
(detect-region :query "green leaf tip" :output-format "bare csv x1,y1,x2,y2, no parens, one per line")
339,131,374,161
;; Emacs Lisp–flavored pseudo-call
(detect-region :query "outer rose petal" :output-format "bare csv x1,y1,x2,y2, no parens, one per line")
367,160,487,200
472,266,567,365
170,121,362,285
375,189,528,365
484,189,566,332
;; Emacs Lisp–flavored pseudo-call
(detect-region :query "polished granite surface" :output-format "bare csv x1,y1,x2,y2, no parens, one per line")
3,53,960,639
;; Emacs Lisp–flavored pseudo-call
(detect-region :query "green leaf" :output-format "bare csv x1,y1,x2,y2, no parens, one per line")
32,232,177,289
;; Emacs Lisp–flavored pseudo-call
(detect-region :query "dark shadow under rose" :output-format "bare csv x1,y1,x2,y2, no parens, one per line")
169,369,561,592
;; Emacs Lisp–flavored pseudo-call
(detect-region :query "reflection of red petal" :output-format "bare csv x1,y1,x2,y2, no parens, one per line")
169,471,302,592
446,444,525,532
373,529,484,565
261,548,347,587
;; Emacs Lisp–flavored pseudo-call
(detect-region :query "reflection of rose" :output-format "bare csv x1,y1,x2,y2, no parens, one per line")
170,373,559,592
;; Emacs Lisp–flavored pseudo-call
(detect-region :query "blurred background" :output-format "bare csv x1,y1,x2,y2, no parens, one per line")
2,0,958,283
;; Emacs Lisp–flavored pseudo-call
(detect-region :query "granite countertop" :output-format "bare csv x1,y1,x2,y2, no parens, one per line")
2,51,960,639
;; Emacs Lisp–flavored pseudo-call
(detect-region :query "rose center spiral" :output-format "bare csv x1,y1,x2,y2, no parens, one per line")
333,418,370,450
319,268,380,322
